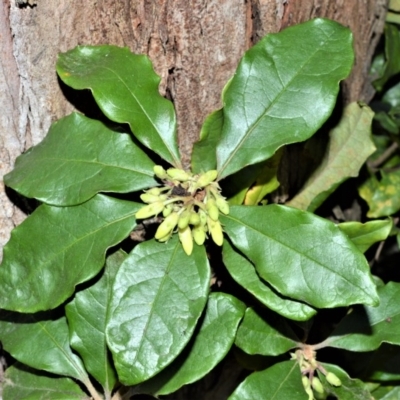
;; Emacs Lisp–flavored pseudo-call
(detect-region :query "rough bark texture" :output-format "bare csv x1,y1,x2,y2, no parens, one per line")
0,0,388,253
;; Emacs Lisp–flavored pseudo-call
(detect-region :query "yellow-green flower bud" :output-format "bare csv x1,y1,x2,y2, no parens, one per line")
178,210,191,230
311,377,324,394
325,372,341,387
189,211,200,226
206,198,219,221
215,196,229,215
146,187,163,196
167,168,191,181
199,209,208,226
140,193,166,204
154,165,168,179
179,226,193,255
155,212,179,240
207,217,223,246
195,170,218,188
157,231,173,242
302,377,314,400
192,225,206,245
163,205,173,217
136,201,165,219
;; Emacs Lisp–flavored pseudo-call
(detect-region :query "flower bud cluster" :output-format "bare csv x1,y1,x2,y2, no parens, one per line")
135,165,230,255
291,348,342,400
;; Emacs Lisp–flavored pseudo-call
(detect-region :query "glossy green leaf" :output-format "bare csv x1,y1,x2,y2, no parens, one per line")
65,251,127,391
383,81,400,107
2,364,88,400
235,308,298,356
222,240,316,321
287,103,375,212
228,361,307,400
359,169,400,217
318,363,373,400
106,237,210,385
221,205,379,308
323,282,400,352
4,113,157,206
338,219,392,253
0,312,87,381
0,194,139,312
216,18,353,179
57,45,181,167
141,292,245,395
373,386,400,400
191,109,223,173
373,24,400,92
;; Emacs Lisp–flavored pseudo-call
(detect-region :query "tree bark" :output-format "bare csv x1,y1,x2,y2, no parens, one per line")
0,0,387,257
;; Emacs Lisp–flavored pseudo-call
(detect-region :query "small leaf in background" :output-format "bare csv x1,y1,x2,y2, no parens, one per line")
382,81,400,107
216,18,353,179
106,237,210,385
318,363,373,400
324,282,400,352
359,166,400,218
338,219,392,253
191,109,223,173
235,308,298,356
0,313,88,382
0,194,139,312
4,113,157,206
372,385,400,400
228,361,307,400
141,293,245,395
287,102,375,212
221,205,379,309
373,24,400,92
65,250,127,392
2,364,88,400
57,45,181,167
222,240,316,321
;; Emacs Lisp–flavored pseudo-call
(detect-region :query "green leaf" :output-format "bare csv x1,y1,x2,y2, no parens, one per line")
57,45,181,167
191,109,223,173
221,205,379,308
373,24,400,92
216,18,353,179
338,219,392,253
373,386,400,400
65,251,127,392
222,240,316,321
0,194,139,312
235,308,298,356
228,361,307,400
287,103,375,212
4,113,157,206
141,292,245,395
106,237,210,385
318,363,373,400
2,364,88,400
383,81,400,107
324,282,400,352
0,312,87,381
359,169,400,217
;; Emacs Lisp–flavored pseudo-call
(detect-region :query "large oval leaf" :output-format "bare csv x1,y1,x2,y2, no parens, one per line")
57,45,181,167
216,18,354,179
65,251,127,392
0,312,87,382
220,205,379,308
222,240,316,321
4,113,157,206
106,237,210,385
0,194,139,312
228,361,306,400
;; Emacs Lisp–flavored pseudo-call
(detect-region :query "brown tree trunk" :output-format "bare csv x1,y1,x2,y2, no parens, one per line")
0,0,387,256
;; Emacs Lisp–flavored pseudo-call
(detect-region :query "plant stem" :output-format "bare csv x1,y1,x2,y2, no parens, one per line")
368,141,398,169
84,378,103,400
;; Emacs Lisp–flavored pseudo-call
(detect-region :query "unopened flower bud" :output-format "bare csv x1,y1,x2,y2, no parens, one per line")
195,170,218,188
136,201,165,219
155,212,179,240
311,377,324,394
302,376,311,390
179,226,193,255
326,372,341,387
163,205,173,217
140,193,166,204
215,196,229,215
199,209,208,226
157,231,173,242
167,168,191,181
207,217,223,246
154,165,168,179
178,210,191,230
146,187,163,196
206,198,219,221
189,211,200,226
192,225,206,245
